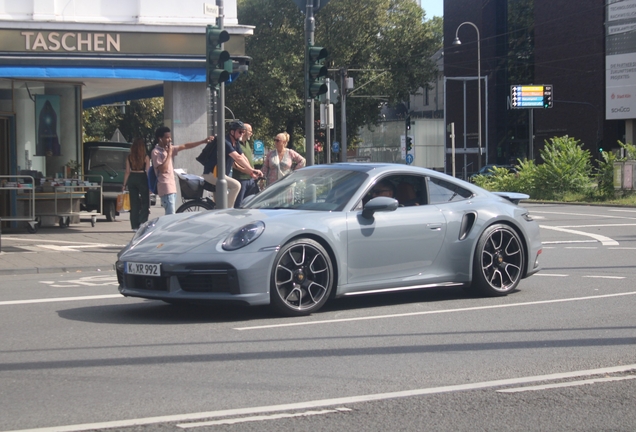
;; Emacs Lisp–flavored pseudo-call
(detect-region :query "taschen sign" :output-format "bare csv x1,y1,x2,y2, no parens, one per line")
0,29,213,56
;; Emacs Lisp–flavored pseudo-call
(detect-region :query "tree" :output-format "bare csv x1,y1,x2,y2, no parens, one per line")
83,98,164,149
227,0,441,151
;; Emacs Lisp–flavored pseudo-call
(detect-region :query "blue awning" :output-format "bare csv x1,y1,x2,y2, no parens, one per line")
0,65,206,82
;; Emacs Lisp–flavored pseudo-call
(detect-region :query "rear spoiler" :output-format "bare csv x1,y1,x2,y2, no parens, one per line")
492,192,529,205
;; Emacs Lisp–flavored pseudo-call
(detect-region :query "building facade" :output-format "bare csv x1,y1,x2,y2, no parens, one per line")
0,0,251,223
444,0,624,178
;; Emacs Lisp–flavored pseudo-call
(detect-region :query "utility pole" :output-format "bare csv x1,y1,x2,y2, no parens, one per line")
340,67,347,162
215,0,227,208
304,0,315,166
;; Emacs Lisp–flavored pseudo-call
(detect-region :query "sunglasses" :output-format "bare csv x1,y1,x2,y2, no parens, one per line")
274,138,283,142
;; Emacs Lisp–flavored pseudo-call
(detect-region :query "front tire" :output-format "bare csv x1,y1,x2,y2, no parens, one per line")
471,224,525,296
176,200,214,213
270,238,333,316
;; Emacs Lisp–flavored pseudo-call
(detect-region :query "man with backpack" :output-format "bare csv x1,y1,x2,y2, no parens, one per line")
200,120,261,208
151,126,213,215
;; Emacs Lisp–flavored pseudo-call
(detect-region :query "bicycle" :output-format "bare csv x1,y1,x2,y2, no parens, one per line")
175,171,216,213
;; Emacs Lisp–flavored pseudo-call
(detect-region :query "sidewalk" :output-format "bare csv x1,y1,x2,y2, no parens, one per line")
0,206,165,275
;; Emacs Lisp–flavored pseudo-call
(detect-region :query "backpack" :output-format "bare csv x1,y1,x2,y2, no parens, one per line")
148,166,158,194
196,138,217,165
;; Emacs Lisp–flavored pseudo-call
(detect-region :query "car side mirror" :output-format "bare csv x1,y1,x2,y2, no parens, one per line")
362,196,399,219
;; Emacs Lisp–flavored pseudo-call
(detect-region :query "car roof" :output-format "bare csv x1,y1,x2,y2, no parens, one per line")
303,163,446,176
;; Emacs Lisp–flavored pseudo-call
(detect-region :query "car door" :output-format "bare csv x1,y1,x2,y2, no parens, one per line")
345,175,447,288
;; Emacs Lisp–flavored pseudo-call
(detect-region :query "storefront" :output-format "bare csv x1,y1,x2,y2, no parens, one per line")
0,0,251,226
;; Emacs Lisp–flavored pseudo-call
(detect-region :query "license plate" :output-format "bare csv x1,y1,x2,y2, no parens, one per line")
125,262,161,277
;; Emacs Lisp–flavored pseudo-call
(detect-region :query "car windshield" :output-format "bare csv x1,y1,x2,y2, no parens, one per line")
245,168,368,211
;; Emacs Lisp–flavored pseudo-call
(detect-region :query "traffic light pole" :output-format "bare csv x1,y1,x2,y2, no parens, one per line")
215,0,228,208
304,0,315,166
340,67,347,162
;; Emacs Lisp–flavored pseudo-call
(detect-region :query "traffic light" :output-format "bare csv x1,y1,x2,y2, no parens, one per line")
405,115,411,130
406,136,413,151
307,46,329,98
206,25,230,88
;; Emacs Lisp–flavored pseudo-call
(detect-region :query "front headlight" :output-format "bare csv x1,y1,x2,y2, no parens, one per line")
222,221,265,251
130,217,159,246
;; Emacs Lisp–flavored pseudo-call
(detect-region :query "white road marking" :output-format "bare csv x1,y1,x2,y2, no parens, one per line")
37,244,119,252
497,375,636,393
539,225,619,246
609,247,636,250
565,247,597,249
534,273,568,277
0,295,122,306
235,291,636,331
9,364,636,432
542,240,596,244
583,275,625,279
38,276,119,288
557,223,636,228
2,236,125,245
532,210,636,220
608,209,636,213
177,408,352,428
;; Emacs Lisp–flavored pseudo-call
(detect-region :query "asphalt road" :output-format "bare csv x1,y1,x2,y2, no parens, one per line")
0,203,635,432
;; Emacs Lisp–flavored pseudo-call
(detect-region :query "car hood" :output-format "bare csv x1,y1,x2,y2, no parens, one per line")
122,208,300,255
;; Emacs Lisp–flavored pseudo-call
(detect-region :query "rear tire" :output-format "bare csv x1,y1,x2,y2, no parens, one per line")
176,199,214,213
470,224,525,296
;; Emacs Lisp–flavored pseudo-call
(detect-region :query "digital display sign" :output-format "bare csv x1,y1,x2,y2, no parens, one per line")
510,85,553,108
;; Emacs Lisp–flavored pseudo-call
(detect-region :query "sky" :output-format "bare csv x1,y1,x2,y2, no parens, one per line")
420,0,443,19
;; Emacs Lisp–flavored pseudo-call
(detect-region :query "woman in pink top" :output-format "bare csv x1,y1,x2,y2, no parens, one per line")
261,132,306,187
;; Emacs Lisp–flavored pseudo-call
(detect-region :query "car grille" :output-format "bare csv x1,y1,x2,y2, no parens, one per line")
117,265,239,294
177,265,239,294
117,269,169,292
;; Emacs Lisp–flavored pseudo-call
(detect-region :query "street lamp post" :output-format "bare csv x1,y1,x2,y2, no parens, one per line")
453,21,482,170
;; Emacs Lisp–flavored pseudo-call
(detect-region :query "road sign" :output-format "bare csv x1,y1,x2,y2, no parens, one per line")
253,140,264,156
405,154,414,165
332,141,340,153
510,85,553,109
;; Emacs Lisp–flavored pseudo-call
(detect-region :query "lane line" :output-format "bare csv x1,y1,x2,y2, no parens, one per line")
177,408,352,428
8,364,636,432
532,210,636,220
541,240,596,244
235,292,636,331
539,225,619,246
534,274,568,277
1,237,125,246
0,295,122,306
497,375,636,393
557,223,636,228
583,275,625,280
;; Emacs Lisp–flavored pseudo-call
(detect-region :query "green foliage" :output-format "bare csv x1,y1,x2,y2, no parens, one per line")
532,136,592,200
228,0,441,149
83,98,163,148
596,150,618,198
617,140,636,160
476,136,594,201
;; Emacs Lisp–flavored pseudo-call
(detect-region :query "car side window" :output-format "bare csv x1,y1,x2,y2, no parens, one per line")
427,177,472,204
360,175,428,207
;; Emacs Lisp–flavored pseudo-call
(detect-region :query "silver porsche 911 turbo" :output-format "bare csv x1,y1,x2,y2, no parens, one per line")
116,163,542,316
